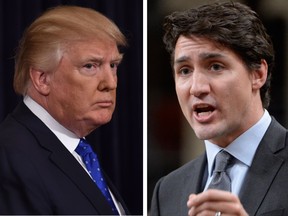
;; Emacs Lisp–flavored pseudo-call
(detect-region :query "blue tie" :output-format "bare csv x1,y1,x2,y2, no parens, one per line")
75,138,119,215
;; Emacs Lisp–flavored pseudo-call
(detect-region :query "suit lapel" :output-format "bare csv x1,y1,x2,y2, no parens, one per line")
181,154,207,215
50,150,115,214
239,118,286,215
12,102,115,214
104,174,130,214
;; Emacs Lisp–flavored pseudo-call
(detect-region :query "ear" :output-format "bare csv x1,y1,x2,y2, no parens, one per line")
251,59,268,90
29,68,51,96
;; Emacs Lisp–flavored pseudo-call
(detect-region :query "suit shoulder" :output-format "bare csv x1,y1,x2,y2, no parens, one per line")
0,114,38,149
160,153,205,185
265,118,288,152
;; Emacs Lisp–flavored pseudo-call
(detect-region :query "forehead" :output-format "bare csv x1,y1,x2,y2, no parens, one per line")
174,35,240,63
175,36,224,55
64,38,121,59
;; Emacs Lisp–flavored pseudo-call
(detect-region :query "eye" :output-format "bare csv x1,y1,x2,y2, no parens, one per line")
110,63,118,69
83,63,95,69
80,62,99,76
178,67,192,75
210,63,224,72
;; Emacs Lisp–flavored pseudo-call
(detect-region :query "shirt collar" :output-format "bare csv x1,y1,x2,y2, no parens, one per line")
23,95,80,153
205,109,271,177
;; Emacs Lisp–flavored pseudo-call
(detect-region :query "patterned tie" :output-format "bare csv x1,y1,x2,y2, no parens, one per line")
207,150,233,191
75,138,119,215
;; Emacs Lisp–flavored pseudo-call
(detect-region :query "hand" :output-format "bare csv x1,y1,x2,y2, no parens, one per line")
187,189,249,216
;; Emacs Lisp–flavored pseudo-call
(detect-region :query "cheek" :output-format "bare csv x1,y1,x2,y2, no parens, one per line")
57,75,93,102
220,83,249,117
175,86,184,105
49,79,88,114
176,85,191,119
176,81,190,101
50,70,77,95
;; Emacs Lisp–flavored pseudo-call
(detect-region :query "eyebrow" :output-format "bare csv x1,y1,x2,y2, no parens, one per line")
113,54,124,63
84,54,124,63
199,52,226,60
174,56,191,65
174,52,226,65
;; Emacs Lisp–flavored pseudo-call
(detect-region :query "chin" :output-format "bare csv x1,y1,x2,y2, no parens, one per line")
94,116,113,125
194,129,217,140
83,111,113,127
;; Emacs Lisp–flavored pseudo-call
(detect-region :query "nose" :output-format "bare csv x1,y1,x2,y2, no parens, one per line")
189,71,210,97
98,65,117,91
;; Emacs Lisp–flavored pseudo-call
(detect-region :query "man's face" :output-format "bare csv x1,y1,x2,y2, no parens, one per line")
46,38,122,137
174,35,265,147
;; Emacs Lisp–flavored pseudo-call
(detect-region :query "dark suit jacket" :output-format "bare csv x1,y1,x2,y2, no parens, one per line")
151,118,288,216
0,101,129,215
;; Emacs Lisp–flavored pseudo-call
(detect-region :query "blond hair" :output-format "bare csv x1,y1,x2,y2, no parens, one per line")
14,6,127,95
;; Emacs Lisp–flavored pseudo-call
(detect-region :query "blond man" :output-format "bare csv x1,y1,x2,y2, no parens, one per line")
0,6,129,215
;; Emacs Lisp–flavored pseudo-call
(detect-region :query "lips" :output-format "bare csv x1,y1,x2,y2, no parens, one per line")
193,103,215,122
96,100,114,108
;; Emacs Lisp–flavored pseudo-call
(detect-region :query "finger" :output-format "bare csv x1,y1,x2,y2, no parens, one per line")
192,200,245,216
187,194,197,208
189,207,221,216
190,189,238,206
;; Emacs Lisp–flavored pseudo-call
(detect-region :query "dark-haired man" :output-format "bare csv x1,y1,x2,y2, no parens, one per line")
151,2,288,216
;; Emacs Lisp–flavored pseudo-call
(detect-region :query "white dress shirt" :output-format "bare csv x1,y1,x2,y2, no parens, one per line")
204,109,271,195
23,95,125,215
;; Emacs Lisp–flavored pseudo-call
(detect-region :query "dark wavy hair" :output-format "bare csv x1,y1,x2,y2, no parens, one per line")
163,2,274,108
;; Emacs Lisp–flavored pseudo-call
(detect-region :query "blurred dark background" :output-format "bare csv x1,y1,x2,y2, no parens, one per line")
0,0,143,214
148,0,288,211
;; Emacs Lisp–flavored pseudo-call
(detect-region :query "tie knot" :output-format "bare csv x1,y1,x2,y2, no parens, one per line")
75,138,93,156
214,150,233,172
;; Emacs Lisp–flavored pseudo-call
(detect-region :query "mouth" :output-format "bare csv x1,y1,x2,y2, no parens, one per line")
193,103,215,122
96,100,114,108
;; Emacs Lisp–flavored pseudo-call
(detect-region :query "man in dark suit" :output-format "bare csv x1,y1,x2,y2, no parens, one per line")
0,6,129,215
151,2,288,216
